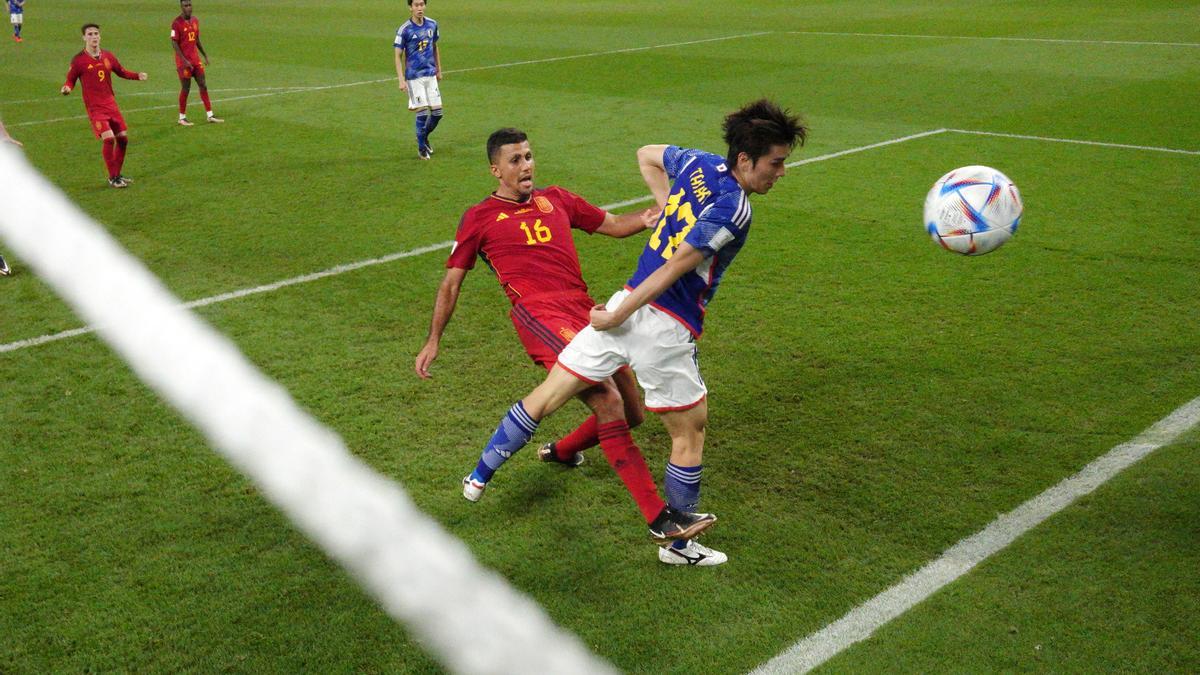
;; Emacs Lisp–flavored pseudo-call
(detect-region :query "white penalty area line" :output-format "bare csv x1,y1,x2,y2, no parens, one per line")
754,394,1200,674
9,31,768,128
0,129,942,355
948,129,1200,156
787,30,1200,48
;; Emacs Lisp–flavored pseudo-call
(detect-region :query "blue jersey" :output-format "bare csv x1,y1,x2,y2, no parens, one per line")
627,146,751,337
393,18,439,80
8,0,23,14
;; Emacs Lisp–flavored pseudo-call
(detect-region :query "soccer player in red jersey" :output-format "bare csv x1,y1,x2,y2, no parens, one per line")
415,128,708,541
61,23,147,189
171,0,222,126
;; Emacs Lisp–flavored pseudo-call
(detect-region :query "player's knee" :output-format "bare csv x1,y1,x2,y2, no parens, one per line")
588,388,626,423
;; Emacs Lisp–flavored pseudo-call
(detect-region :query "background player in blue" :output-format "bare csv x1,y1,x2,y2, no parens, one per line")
393,0,441,159
8,0,23,42
467,99,806,565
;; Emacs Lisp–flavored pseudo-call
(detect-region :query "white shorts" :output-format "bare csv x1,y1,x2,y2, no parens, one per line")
10,13,22,25
557,289,707,412
405,76,441,110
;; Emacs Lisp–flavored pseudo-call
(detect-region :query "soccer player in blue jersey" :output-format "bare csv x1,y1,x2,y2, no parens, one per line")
464,99,807,565
393,0,441,159
8,0,24,42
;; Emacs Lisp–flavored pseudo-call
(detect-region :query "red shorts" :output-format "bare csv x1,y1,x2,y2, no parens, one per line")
510,290,595,370
87,109,127,139
177,61,204,79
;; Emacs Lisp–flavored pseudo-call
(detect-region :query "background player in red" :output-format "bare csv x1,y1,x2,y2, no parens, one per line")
61,23,147,189
416,128,700,540
171,0,222,126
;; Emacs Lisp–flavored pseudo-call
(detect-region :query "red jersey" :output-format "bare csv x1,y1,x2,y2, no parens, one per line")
171,15,201,66
63,50,138,115
447,186,607,304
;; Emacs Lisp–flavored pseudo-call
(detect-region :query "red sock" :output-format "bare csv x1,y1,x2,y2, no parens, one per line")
597,420,665,523
554,415,599,458
200,89,212,113
101,139,117,178
179,89,188,114
114,137,128,174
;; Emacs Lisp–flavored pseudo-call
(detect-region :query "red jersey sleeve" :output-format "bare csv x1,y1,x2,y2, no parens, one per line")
546,186,606,234
171,18,184,44
64,57,81,91
445,210,482,270
108,53,138,80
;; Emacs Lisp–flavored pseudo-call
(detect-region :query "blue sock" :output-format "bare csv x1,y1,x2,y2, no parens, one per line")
425,108,443,136
14,25,20,37
471,402,538,483
415,111,430,149
665,462,702,549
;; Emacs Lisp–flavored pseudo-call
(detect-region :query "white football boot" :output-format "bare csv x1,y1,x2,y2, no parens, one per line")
462,475,486,502
658,540,728,566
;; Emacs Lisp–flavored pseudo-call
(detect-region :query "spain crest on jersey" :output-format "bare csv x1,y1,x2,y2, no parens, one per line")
534,196,554,214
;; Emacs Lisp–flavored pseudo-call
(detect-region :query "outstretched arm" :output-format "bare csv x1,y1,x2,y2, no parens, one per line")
594,207,661,238
637,144,671,208
414,266,469,379
589,243,704,331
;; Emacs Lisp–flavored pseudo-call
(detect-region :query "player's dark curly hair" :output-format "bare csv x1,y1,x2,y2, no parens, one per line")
723,99,807,168
487,128,528,164
80,23,100,34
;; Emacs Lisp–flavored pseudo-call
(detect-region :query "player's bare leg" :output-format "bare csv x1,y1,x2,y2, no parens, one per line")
656,400,726,565
541,366,644,463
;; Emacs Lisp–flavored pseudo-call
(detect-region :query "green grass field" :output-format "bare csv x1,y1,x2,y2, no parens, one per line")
2,1,1199,672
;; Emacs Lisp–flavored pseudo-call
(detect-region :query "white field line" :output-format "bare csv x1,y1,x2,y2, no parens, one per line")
0,129,942,355
948,129,1200,155
786,30,1200,48
0,142,616,675
9,31,769,128
753,394,1200,674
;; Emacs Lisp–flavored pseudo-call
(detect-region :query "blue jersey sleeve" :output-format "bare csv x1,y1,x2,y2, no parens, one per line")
684,191,750,257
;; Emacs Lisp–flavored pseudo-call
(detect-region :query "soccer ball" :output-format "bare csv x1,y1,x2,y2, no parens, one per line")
923,165,1023,256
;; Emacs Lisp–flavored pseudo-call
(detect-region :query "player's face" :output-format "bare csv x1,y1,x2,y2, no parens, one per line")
181,1,193,18
410,0,426,20
491,141,536,200
737,144,792,195
83,27,101,51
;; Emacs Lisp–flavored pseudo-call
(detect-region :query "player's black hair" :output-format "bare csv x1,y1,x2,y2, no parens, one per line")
407,0,423,5
723,99,807,168
487,128,528,164
80,23,100,34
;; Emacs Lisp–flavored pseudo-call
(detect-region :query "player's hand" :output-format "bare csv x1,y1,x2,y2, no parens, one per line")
436,72,443,81
203,57,210,66
138,72,149,81
398,80,408,92
640,207,662,230
589,304,623,332
60,85,71,95
414,342,439,379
